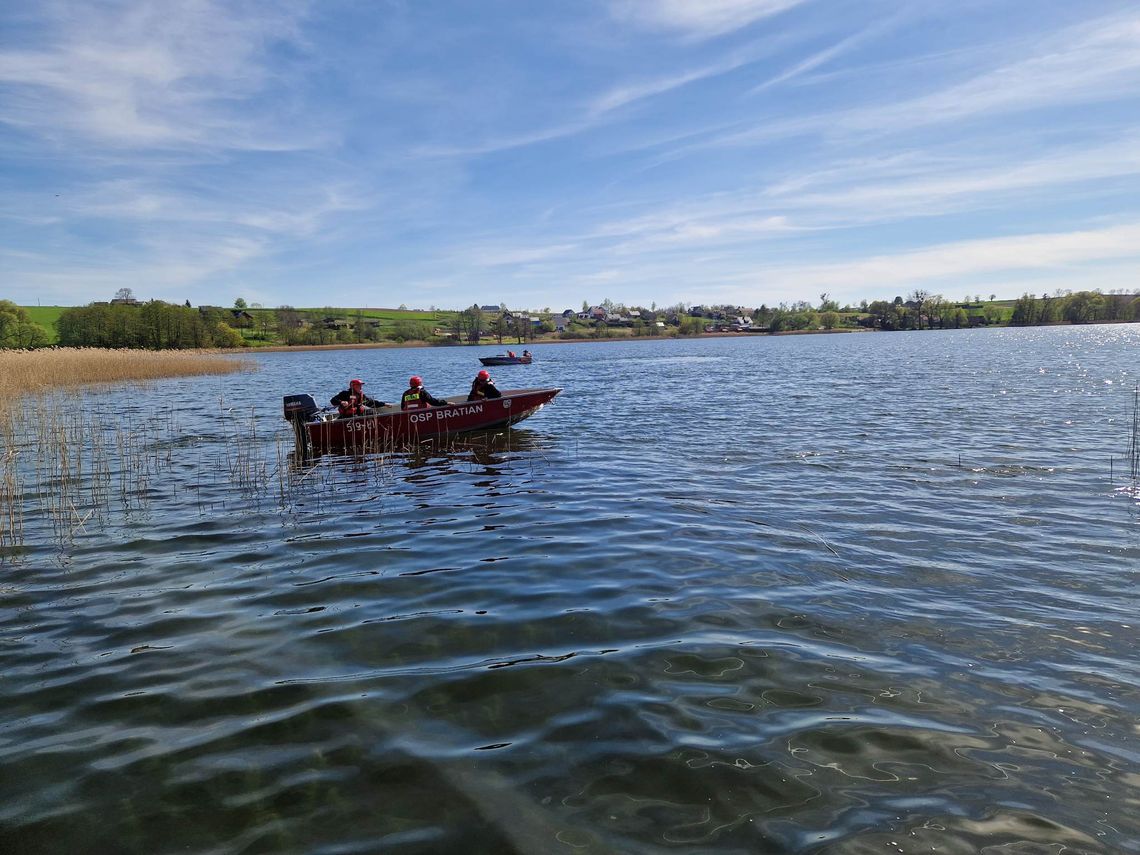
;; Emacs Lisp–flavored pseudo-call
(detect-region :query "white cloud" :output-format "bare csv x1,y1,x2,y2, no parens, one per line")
761,136,1140,223
750,14,904,93
649,11,1140,160
842,13,1140,131
610,0,805,39
0,0,316,151
734,221,1140,296
591,54,754,114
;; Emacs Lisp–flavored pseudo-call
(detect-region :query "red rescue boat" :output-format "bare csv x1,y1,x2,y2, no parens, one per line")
283,387,561,455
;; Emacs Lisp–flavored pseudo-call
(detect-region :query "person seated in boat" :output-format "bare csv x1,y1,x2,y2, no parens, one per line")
330,378,386,418
507,350,516,358
401,375,448,410
522,349,531,358
468,369,502,401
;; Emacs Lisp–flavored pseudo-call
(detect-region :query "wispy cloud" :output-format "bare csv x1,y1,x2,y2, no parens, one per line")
0,0,318,151
49,178,370,236
3,2,1138,308
842,12,1140,131
750,13,904,92
6,233,269,301
796,221,1140,286
650,11,1140,159
590,29,809,115
609,0,805,40
761,136,1140,222
591,53,757,115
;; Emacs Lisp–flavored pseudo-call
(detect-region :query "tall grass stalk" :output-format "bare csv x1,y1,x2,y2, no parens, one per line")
0,348,253,554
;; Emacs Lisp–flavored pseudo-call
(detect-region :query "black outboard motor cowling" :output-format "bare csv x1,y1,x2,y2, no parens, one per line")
283,394,319,422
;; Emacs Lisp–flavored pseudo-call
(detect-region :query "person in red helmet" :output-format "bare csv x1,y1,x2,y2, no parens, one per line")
468,369,502,401
330,378,386,418
401,375,448,410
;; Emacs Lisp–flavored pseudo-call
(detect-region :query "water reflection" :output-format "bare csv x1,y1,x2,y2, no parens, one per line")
287,427,554,472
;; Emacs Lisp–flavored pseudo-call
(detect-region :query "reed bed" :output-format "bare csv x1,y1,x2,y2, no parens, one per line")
0,348,253,556
0,342,541,556
0,347,250,403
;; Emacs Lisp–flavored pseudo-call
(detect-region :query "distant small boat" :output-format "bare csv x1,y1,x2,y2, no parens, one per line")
283,387,560,455
479,354,532,365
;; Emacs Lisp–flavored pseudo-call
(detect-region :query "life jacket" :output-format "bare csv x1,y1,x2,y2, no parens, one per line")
338,395,363,417
402,387,426,409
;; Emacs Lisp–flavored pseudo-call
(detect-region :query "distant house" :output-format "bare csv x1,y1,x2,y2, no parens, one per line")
231,309,254,322
561,309,575,318
731,316,753,331
110,295,140,306
480,305,501,313
322,316,352,330
554,315,570,331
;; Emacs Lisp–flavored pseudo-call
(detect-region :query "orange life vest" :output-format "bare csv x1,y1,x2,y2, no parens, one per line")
338,395,363,417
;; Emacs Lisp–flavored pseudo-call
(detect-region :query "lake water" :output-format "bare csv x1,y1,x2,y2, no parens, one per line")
2,326,1138,854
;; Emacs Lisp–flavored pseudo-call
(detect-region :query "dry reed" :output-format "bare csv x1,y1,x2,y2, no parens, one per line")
0,347,250,403
0,348,254,555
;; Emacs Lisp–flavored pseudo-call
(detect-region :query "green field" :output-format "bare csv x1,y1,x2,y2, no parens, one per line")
20,305,66,343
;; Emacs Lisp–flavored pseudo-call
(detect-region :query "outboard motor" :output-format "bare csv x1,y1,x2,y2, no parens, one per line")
283,394,319,422
283,394,319,456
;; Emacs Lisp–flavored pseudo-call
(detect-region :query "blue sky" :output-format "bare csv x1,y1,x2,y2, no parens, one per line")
3,0,1140,311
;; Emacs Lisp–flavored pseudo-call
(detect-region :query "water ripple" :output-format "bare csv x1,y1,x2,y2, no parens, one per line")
2,327,1138,853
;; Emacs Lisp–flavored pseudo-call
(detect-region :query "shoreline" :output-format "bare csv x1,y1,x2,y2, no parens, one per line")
227,327,873,354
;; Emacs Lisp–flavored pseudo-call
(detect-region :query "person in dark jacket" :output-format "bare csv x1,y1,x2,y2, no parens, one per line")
401,375,448,410
330,378,386,417
468,369,502,401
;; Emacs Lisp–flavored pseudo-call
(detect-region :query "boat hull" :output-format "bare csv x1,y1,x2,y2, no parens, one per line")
479,356,532,365
300,387,560,454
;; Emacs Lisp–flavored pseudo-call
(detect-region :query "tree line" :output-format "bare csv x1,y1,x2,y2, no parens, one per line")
1010,291,1138,326
4,288,1138,351
55,302,244,349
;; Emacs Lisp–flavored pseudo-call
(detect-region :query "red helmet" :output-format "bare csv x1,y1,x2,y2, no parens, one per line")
477,370,490,380
409,375,422,387
349,378,363,388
